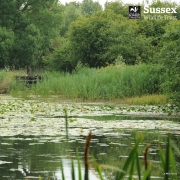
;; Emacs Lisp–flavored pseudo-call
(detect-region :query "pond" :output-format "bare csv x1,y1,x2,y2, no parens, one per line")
0,95,180,179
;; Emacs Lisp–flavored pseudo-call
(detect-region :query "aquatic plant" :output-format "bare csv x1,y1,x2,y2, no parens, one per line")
8,64,167,105
63,108,68,138
58,132,178,180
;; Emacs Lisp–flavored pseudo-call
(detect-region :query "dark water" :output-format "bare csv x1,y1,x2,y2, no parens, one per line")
0,129,179,180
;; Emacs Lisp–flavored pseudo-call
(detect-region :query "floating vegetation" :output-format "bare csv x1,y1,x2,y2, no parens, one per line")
0,96,179,137
0,96,179,179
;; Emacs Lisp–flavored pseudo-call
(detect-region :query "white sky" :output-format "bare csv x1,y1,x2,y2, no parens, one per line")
59,0,180,7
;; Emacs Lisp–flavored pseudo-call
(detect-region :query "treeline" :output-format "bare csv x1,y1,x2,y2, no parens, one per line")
0,0,180,106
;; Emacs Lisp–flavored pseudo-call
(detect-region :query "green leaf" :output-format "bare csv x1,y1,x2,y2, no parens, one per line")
116,133,144,180
164,135,170,180
142,163,152,180
60,159,65,180
159,145,165,170
169,148,178,180
136,151,141,180
128,154,135,180
71,159,76,180
92,157,104,180
77,155,82,180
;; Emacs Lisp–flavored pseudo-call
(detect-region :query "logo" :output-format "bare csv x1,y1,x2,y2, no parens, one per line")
144,7,177,14
129,6,141,19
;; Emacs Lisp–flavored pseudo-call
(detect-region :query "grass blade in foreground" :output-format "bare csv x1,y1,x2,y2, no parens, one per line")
92,157,104,180
142,164,152,180
169,147,178,180
135,151,141,180
164,135,170,180
60,160,65,180
63,108,68,139
128,155,135,180
159,145,165,170
77,154,82,180
115,133,144,180
71,159,75,180
171,139,180,156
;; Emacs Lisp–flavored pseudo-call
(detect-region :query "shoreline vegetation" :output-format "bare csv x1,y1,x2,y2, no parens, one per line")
0,1,179,179
0,0,180,109
0,64,168,106
55,125,180,180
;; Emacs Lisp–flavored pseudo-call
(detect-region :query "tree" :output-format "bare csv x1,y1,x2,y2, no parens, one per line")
60,3,82,36
159,20,180,107
22,0,64,64
80,0,102,15
104,1,128,17
11,24,41,68
68,10,152,67
0,0,64,69
0,27,14,68
43,36,77,73
0,0,23,30
68,11,114,68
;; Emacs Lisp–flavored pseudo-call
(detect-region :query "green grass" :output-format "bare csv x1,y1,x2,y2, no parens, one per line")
124,94,167,105
0,69,6,82
0,69,26,94
6,64,168,104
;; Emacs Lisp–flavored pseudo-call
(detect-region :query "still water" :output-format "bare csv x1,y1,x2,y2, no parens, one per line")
0,128,179,179
0,97,180,179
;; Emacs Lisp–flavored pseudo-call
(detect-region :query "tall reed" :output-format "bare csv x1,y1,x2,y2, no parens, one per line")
63,108,68,139
9,64,166,101
57,132,178,180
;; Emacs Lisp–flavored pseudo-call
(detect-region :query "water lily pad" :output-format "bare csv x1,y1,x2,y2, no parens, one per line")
25,176,39,179
0,160,12,164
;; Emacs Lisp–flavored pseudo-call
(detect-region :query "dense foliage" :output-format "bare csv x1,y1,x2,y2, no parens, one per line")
0,0,180,106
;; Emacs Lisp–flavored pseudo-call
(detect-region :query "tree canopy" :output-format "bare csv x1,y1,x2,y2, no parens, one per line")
0,0,180,105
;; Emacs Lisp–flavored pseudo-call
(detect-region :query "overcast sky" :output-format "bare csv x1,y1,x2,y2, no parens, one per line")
59,0,180,7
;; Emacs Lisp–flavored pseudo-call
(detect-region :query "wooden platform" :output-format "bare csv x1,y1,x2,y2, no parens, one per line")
16,75,43,85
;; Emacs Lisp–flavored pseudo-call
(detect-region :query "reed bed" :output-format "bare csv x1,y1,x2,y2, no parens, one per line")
8,64,167,102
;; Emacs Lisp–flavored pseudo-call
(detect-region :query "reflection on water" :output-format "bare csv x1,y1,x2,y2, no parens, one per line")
0,130,179,180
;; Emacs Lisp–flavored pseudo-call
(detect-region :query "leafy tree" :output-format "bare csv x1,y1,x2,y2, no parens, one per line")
43,37,77,73
0,27,14,68
106,16,153,65
68,11,114,68
137,19,167,65
137,1,176,63
22,0,64,63
159,20,180,107
175,5,180,20
104,1,128,17
80,0,102,15
0,0,63,69
11,24,41,68
60,3,82,36
68,10,153,67
0,0,23,30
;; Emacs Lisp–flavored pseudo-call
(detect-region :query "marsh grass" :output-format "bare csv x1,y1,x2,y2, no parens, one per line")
8,64,167,104
0,69,26,94
63,108,68,138
0,70,6,82
0,70,8,93
124,94,167,105
57,132,178,180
